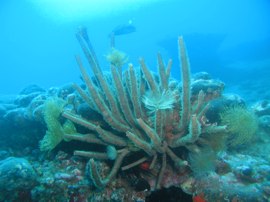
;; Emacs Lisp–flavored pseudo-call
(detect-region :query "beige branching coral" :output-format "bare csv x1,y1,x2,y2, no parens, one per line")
62,28,226,189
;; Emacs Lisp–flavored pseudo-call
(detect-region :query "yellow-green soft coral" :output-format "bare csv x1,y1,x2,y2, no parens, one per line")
220,105,258,146
105,48,128,68
40,98,76,151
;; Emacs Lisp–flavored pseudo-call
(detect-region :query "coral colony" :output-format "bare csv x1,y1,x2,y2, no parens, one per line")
2,26,268,201
59,27,226,190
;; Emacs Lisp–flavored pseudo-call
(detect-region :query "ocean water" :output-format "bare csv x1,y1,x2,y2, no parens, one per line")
1,0,269,98
1,0,270,201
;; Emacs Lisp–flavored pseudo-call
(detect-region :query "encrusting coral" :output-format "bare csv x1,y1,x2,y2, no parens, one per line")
60,27,227,190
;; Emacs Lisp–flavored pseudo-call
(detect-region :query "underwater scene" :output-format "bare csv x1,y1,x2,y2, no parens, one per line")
0,0,270,201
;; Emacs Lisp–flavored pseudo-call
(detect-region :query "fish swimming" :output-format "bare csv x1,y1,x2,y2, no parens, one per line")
109,20,136,48
110,20,136,36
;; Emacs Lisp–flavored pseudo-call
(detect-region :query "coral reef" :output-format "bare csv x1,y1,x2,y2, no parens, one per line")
1,29,270,201
61,28,226,190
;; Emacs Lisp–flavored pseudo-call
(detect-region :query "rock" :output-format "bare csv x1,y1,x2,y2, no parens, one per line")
3,108,31,127
0,150,11,160
0,103,17,118
26,94,47,121
0,94,17,104
54,172,74,181
253,100,270,117
15,92,43,107
258,115,270,133
191,78,224,96
0,157,37,201
19,84,45,95
57,83,75,99
206,93,245,123
14,85,46,107
77,102,103,121
193,71,212,80
0,104,6,118
111,188,126,202
0,104,44,150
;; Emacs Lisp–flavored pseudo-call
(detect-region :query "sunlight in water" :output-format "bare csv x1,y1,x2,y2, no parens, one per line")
28,0,164,22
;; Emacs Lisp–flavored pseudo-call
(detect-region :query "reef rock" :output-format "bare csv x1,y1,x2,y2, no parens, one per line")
0,157,38,200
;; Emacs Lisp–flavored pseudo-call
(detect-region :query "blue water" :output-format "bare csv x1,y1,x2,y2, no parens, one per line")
1,0,270,97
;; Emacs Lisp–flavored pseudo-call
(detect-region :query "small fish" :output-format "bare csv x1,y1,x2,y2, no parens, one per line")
110,20,136,36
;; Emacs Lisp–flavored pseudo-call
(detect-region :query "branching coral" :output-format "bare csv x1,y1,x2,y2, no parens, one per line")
61,28,226,190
